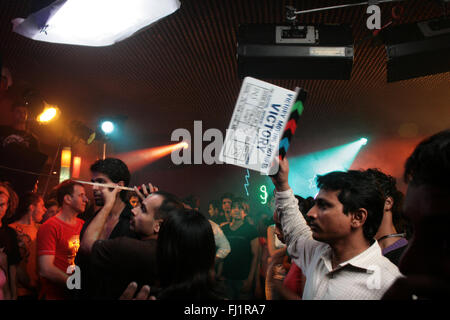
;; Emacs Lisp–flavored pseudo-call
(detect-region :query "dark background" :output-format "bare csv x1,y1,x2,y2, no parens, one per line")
1,0,449,216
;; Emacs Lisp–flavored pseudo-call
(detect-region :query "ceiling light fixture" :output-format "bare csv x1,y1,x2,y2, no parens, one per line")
12,0,181,47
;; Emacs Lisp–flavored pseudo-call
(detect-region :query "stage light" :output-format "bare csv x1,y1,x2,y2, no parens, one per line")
69,121,97,144
101,121,115,135
384,17,450,82
237,24,354,79
116,142,188,172
12,0,181,47
37,103,60,123
284,138,368,197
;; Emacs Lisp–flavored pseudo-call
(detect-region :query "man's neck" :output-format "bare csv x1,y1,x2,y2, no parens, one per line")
330,234,371,270
374,211,399,250
17,213,33,225
57,208,78,225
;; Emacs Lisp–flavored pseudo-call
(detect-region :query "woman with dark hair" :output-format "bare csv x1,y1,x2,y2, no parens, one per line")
0,181,21,299
156,209,223,300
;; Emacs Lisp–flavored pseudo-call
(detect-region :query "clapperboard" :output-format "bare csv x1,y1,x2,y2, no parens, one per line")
219,77,306,175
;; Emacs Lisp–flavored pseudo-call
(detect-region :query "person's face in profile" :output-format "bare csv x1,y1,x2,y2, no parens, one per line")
32,198,47,223
306,189,353,243
130,194,164,238
0,193,8,222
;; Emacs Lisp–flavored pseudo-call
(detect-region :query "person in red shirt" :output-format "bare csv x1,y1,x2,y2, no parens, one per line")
36,180,88,300
9,192,47,299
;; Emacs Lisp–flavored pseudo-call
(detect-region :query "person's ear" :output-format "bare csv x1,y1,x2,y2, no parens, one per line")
154,219,163,234
63,194,72,205
28,204,36,213
351,208,368,229
384,196,394,212
118,181,125,187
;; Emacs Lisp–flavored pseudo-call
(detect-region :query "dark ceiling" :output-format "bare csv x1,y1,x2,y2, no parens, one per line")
1,0,449,208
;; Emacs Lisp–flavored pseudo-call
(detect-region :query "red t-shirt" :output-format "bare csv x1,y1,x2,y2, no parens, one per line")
36,216,84,300
283,261,306,298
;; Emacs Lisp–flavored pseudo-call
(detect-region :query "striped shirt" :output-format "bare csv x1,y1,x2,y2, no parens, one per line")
276,188,402,300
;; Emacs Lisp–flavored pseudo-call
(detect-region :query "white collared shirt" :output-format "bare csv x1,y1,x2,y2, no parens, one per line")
276,188,402,300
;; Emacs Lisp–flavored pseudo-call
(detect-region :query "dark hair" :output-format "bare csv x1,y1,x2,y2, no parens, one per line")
208,199,220,209
295,195,315,219
220,193,234,202
8,192,42,224
0,181,19,227
232,197,249,214
316,170,385,241
152,191,184,220
90,158,131,202
365,168,410,235
157,209,220,300
45,199,59,209
55,180,83,207
182,194,200,210
404,129,450,188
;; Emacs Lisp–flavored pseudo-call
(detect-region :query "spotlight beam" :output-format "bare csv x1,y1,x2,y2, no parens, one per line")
116,141,187,172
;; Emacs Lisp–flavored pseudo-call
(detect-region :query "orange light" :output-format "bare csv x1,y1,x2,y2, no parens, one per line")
61,147,72,168
116,142,187,172
180,141,189,149
72,156,81,178
37,102,60,123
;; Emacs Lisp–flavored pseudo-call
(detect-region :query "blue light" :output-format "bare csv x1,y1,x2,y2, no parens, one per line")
285,138,368,197
101,121,114,134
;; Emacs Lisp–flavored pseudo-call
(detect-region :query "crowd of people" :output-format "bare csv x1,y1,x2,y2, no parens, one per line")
0,68,449,300
0,126,448,300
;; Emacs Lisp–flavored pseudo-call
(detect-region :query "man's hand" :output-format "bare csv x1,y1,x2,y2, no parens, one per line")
119,282,156,300
100,184,120,207
134,183,159,201
270,157,290,192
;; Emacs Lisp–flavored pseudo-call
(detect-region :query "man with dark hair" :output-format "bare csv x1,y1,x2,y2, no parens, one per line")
271,158,401,299
0,100,39,151
83,158,136,239
75,158,137,299
367,168,409,266
36,180,88,299
78,185,184,299
221,197,259,299
383,129,450,299
215,193,233,225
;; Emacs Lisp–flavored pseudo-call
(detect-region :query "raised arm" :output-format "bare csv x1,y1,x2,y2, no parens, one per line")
270,157,321,270
209,220,231,260
79,186,119,254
